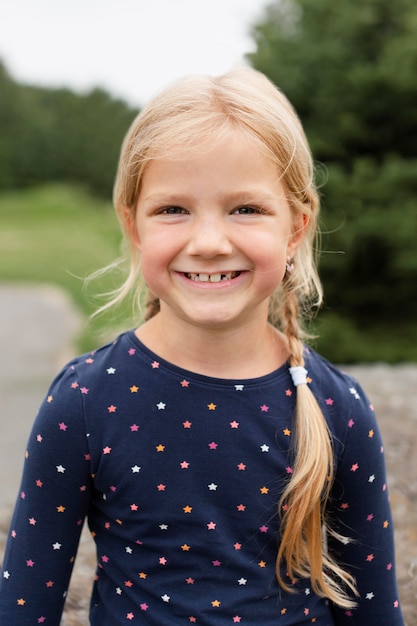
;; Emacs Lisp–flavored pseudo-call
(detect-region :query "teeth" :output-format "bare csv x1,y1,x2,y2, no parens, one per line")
186,272,238,282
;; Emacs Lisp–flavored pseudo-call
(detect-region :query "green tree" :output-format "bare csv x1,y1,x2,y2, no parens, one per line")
248,0,417,361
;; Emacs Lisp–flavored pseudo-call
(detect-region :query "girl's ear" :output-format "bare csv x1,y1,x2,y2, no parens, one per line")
122,207,141,250
287,211,309,257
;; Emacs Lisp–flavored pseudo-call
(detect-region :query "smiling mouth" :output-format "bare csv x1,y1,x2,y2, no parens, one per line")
184,271,241,283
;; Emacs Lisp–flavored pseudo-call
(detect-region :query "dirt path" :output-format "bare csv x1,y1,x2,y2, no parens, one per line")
0,285,415,624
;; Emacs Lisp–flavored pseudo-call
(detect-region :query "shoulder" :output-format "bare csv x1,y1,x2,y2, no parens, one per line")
303,347,377,450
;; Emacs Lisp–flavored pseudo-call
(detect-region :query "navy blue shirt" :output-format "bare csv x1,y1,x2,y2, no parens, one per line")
0,331,404,624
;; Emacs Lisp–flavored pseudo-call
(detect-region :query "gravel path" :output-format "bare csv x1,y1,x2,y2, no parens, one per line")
0,284,415,624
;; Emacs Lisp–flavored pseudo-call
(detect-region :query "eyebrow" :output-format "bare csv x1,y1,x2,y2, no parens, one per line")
143,190,280,206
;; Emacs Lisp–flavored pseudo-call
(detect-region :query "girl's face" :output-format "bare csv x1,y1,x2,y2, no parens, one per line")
132,134,305,333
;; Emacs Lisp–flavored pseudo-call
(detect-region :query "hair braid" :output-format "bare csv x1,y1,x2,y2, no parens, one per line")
144,289,160,321
276,282,358,607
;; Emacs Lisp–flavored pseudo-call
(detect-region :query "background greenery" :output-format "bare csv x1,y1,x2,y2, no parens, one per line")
1,0,416,362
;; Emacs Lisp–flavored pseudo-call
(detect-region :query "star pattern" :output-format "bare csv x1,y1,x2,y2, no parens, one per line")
0,331,404,625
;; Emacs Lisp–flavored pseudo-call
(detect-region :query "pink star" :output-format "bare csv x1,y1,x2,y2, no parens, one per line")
140,603,149,611
351,463,359,472
237,504,246,511
126,612,134,620
46,580,54,587
103,446,112,454
325,398,334,405
37,617,46,623
189,617,197,623
85,357,94,364
348,419,355,428
259,525,269,533
107,405,117,413
260,404,269,412
186,577,195,584
394,600,399,608
130,504,138,511
387,562,393,570
26,559,35,567
180,461,190,469
237,463,246,471
212,560,222,566
234,543,242,550
151,361,160,368
180,379,190,387
367,514,374,522
29,518,36,526
159,557,167,565
36,480,43,488
183,421,192,428
71,382,79,389
286,466,293,474
366,553,374,562
208,442,218,449
207,522,216,530
101,555,109,563
233,617,242,623
230,420,239,428
157,484,166,491
59,422,67,431
130,424,139,432
285,389,292,396
128,348,136,355
36,434,43,442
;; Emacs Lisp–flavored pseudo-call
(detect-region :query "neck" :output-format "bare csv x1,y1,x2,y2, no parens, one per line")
135,312,289,379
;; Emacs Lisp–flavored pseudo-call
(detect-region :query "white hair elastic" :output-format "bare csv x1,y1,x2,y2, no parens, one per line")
289,366,308,387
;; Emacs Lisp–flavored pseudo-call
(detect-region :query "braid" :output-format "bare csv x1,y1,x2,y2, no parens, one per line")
276,281,358,607
144,289,160,321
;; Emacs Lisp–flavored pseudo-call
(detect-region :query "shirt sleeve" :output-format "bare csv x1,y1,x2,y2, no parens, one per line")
327,379,405,625
0,362,93,624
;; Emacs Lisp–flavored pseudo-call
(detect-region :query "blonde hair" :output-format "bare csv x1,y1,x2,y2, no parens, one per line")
111,66,357,607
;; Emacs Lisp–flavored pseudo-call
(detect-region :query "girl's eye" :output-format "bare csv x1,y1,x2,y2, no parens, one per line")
161,206,187,215
233,206,263,215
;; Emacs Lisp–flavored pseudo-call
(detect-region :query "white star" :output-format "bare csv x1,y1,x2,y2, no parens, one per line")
366,592,375,600
260,444,269,452
3,571,10,579
157,402,166,410
159,524,168,530
208,483,218,491
52,542,62,550
116,587,122,595
238,578,247,585
56,464,65,473
305,587,311,595
368,474,376,483
234,385,244,391
107,367,116,374
161,594,170,602
131,465,141,473
349,387,360,399
125,547,133,554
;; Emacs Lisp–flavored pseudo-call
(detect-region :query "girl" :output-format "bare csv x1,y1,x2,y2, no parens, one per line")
0,68,404,625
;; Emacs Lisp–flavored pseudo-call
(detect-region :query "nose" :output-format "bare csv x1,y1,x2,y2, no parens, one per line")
186,214,233,258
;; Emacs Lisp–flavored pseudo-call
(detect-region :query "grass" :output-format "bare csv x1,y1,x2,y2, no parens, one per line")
0,184,136,351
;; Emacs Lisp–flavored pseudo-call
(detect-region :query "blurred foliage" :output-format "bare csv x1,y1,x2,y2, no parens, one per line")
0,61,138,197
0,184,136,351
248,0,417,361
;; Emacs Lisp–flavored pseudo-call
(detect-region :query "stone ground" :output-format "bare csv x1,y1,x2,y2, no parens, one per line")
0,284,416,624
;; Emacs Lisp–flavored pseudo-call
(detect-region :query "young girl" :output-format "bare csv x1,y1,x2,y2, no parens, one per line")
0,68,404,625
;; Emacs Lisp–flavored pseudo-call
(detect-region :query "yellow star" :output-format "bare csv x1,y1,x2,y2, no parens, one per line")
260,486,269,494
207,403,217,410
156,444,165,452
211,600,221,607
368,429,374,438
56,505,66,513
183,505,193,513
130,385,139,393
17,598,26,605
383,520,389,528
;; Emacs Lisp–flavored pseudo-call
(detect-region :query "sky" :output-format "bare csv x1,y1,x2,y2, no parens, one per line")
0,0,267,108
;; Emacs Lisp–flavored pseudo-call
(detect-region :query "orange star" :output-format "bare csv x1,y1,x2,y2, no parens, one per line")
258,560,267,568
181,544,190,551
156,444,165,452
138,572,147,579
130,385,139,393
207,403,216,410
56,505,66,513
183,505,193,513
211,600,221,607
283,428,291,436
17,598,26,606
260,486,269,494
